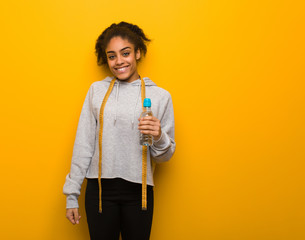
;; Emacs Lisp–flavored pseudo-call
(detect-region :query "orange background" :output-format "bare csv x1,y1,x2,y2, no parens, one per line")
0,0,304,239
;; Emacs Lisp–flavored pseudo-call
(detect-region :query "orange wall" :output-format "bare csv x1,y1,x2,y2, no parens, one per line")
0,0,304,239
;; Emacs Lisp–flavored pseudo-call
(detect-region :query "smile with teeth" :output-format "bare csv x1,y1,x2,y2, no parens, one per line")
115,66,129,73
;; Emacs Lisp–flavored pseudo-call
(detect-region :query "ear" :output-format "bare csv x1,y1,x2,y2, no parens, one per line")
136,49,141,60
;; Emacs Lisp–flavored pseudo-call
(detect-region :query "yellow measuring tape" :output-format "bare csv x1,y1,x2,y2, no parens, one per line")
98,77,148,213
141,77,148,210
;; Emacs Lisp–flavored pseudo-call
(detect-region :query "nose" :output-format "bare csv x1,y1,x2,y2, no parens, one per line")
116,55,124,65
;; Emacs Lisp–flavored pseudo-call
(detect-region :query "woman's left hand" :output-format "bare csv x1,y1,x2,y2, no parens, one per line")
138,116,162,141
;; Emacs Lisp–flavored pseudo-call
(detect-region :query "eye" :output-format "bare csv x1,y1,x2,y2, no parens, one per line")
123,52,130,57
108,55,115,60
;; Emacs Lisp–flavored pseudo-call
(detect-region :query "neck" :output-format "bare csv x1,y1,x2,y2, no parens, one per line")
117,73,140,83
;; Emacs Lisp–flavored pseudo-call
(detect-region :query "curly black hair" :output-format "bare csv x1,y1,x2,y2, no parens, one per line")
95,22,151,65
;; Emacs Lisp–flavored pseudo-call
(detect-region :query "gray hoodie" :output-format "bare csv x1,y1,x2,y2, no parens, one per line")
63,76,176,209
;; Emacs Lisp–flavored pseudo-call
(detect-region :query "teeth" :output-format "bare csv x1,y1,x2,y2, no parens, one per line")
117,67,127,72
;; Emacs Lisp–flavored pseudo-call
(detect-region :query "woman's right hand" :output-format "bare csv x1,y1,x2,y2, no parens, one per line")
66,208,81,225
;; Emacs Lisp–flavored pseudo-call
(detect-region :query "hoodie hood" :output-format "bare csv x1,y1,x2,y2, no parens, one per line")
102,76,157,128
103,76,157,86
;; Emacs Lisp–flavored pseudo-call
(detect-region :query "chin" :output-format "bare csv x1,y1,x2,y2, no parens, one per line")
116,76,129,81
115,74,131,81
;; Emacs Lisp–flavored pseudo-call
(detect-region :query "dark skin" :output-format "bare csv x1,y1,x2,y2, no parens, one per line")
66,37,162,225
138,116,162,141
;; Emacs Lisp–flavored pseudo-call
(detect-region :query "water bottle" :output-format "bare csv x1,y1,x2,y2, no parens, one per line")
140,98,153,146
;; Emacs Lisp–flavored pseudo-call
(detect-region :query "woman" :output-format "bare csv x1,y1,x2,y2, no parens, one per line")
63,21,176,240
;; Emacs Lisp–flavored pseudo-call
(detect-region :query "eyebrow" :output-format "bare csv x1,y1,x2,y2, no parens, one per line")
106,47,131,54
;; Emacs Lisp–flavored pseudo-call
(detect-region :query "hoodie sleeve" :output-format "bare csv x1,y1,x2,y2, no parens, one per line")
63,84,96,209
150,93,176,163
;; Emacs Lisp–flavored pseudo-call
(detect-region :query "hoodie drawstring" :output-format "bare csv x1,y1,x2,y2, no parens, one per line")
114,80,120,125
132,84,141,129
98,77,148,213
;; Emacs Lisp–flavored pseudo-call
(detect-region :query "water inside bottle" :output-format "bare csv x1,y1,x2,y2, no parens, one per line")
140,111,153,146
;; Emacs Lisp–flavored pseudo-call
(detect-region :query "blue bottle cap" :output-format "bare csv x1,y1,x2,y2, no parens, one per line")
143,98,151,107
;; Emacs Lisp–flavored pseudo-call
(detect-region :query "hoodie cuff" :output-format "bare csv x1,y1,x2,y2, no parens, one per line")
66,194,79,209
152,131,170,149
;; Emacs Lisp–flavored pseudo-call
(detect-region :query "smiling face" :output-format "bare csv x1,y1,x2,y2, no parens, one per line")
106,36,141,83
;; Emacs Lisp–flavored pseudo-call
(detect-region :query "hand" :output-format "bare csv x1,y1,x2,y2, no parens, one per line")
138,116,161,141
66,208,81,225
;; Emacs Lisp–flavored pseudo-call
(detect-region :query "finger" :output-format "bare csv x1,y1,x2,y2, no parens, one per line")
73,209,80,224
140,129,159,137
138,116,154,122
139,120,160,126
139,125,160,133
141,116,159,121
66,210,76,224
138,125,157,130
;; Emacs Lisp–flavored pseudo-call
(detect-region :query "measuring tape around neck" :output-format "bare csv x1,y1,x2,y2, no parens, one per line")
98,77,148,213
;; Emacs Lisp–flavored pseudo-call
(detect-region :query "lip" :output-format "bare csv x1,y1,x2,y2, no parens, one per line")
114,65,130,73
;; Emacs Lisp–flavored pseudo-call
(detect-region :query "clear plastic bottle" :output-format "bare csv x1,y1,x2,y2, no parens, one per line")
140,98,153,146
